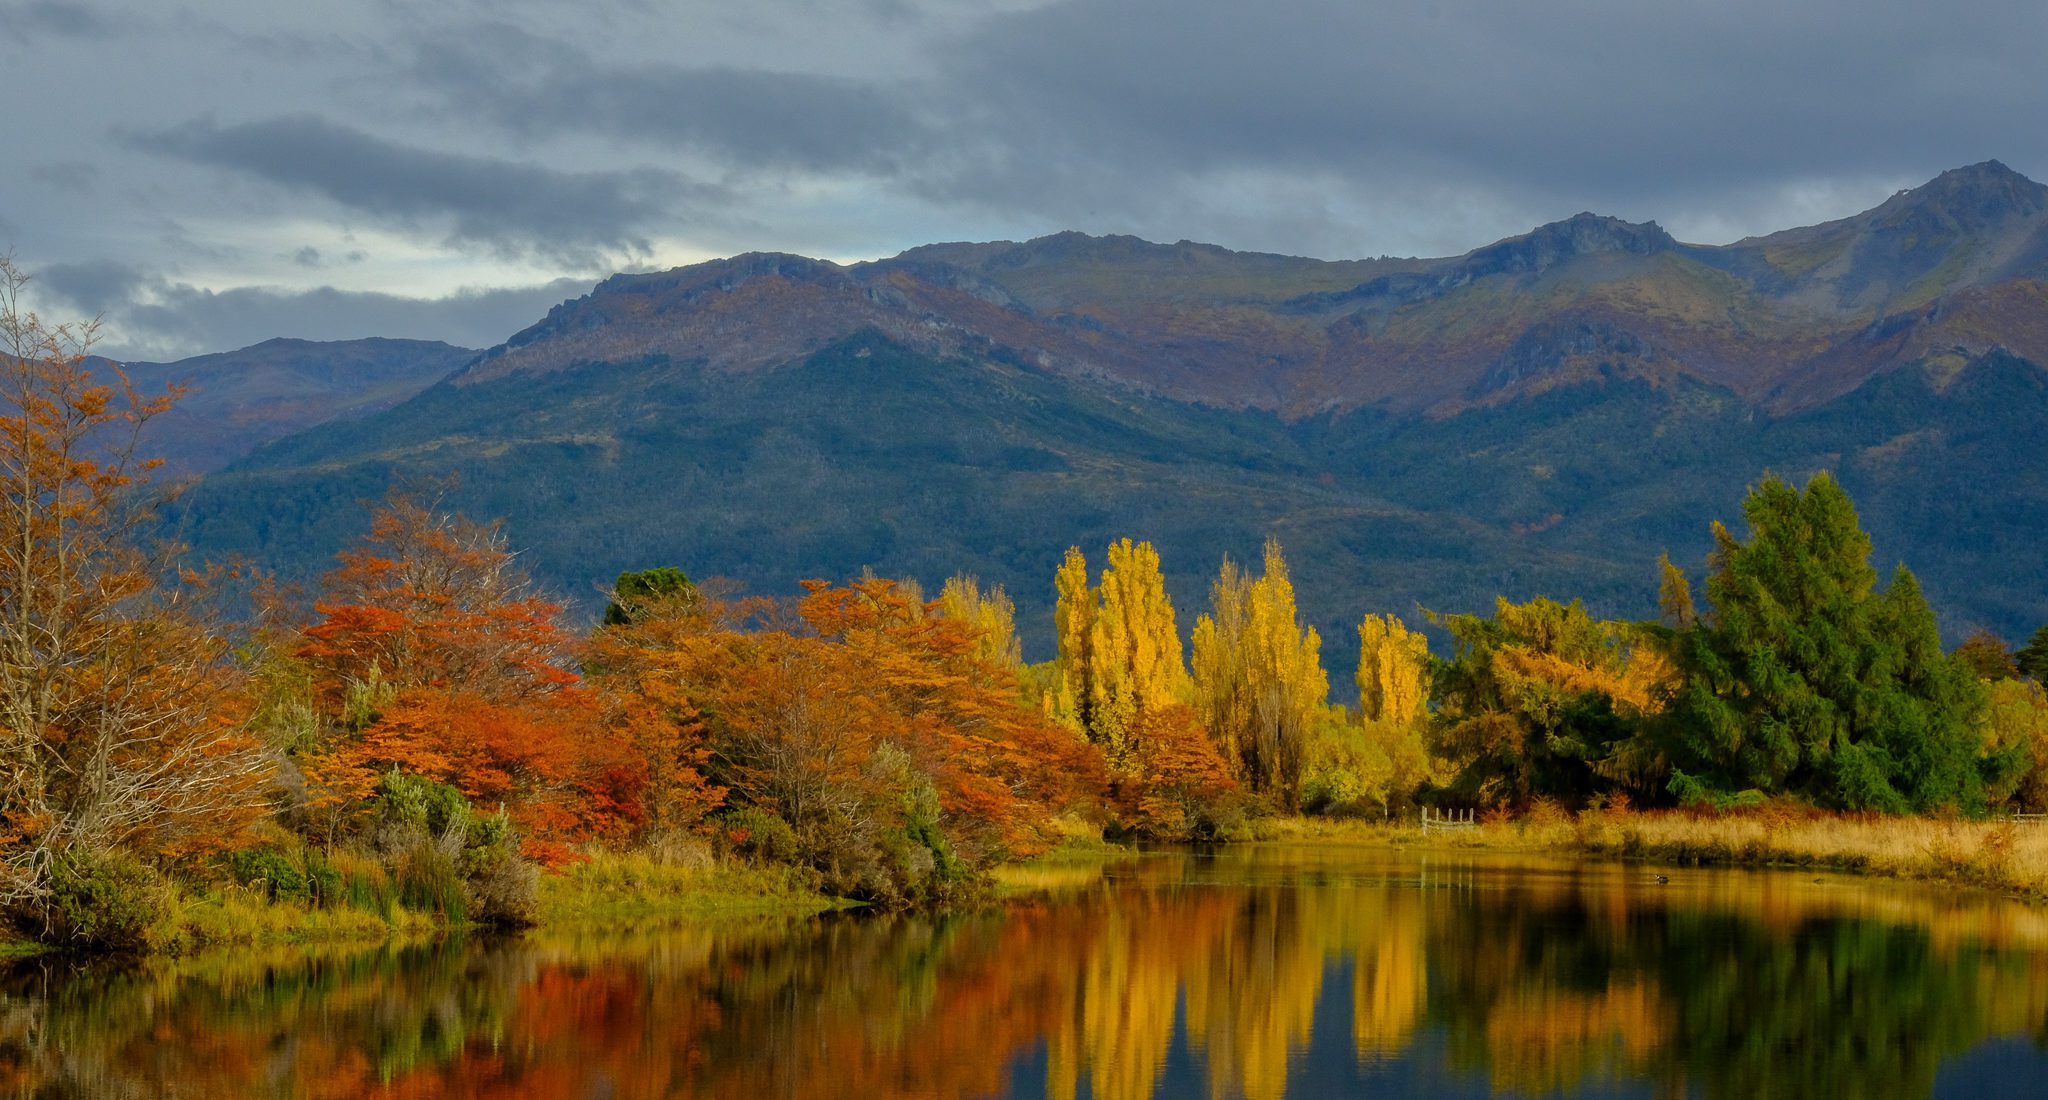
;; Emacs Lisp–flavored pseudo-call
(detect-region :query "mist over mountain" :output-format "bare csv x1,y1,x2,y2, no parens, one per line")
155,162,2048,677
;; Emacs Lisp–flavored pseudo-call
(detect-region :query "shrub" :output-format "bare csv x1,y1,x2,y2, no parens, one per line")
11,850,171,954
227,847,311,903
720,807,799,865
461,809,538,927
391,835,467,924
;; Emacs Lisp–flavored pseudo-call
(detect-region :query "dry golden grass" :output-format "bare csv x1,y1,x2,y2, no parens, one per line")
1574,808,2048,901
1259,807,2048,904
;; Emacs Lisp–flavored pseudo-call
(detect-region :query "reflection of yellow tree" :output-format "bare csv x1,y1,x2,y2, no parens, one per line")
13,850,2048,1099
1479,978,1667,1096
1046,894,1217,1100
1354,888,1428,1061
1183,889,1329,1100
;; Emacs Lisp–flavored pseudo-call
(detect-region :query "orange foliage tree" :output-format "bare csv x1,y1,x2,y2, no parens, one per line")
607,576,1105,900
296,492,628,856
0,256,270,904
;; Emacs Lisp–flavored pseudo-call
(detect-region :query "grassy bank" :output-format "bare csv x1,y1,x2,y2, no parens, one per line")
536,852,847,924
1253,807,2048,903
1572,810,2048,901
0,850,850,960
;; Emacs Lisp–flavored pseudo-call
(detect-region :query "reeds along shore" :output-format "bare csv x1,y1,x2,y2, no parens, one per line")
1268,807,2048,903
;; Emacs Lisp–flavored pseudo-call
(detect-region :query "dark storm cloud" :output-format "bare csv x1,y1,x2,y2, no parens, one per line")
930,0,2048,223
124,114,710,268
36,265,594,361
0,1,115,41
411,25,930,174
37,259,148,314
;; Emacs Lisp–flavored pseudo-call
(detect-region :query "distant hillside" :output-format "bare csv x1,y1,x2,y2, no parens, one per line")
165,162,2048,679
453,160,2048,416
119,337,477,474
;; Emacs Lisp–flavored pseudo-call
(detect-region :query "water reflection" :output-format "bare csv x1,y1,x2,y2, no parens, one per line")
2,847,2046,1098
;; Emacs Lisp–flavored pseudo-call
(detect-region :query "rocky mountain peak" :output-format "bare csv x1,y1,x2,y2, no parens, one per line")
1462,212,1676,277
1880,159,2048,229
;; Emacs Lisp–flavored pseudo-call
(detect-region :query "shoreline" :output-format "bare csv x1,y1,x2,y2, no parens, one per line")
1255,811,2048,904
13,812,2045,961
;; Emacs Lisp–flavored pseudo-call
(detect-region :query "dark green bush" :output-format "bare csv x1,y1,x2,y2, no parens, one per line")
11,850,170,954
228,847,310,903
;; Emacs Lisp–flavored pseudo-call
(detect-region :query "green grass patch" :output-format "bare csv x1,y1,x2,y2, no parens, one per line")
537,851,847,924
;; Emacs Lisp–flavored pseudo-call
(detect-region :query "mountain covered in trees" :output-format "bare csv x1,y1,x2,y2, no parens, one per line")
118,338,475,474
163,161,2048,678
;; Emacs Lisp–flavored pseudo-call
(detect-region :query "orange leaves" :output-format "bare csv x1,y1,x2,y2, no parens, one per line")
296,492,636,850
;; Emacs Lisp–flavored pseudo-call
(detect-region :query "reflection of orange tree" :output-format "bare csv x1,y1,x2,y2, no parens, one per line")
12,863,2048,1099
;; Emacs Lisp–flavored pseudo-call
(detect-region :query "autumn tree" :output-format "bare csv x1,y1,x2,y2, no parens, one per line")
1049,548,1092,728
1301,613,1436,814
1663,473,1995,812
657,577,1100,901
1357,613,1429,727
1431,596,1670,807
0,256,270,912
1190,539,1328,809
1052,541,1189,775
296,492,625,855
936,574,1022,674
1981,678,2048,810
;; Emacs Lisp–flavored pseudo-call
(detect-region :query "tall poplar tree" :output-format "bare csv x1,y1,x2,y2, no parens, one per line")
1050,547,1094,733
1191,539,1328,808
1052,541,1188,774
1357,614,1430,727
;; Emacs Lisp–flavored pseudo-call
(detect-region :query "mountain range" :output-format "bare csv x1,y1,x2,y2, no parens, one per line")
148,161,2048,679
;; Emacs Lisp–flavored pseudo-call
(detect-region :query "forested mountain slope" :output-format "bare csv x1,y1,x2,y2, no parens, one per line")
163,162,2048,678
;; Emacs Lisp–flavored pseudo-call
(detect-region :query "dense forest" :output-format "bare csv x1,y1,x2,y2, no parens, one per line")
5,258,2048,953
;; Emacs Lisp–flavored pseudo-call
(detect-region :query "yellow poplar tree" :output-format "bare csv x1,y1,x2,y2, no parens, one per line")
1191,538,1327,807
1088,539,1189,772
937,574,1023,673
1051,547,1095,732
1357,613,1429,726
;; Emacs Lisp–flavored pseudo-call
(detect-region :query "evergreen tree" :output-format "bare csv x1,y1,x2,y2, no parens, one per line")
1666,473,1993,811
603,566,698,626
2018,624,2048,683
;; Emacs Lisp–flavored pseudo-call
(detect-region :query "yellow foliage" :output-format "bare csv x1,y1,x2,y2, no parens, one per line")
936,574,1023,673
1984,679,2048,810
1357,612,1430,726
1191,539,1328,807
1054,540,1189,773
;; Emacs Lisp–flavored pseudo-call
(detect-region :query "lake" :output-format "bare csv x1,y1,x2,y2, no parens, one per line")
3,844,2047,1098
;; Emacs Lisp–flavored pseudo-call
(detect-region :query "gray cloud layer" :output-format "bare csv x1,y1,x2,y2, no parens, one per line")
37,260,590,362
6,0,2045,358
126,114,706,268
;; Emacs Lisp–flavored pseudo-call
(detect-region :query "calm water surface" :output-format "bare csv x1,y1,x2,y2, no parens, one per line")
5,845,2048,1098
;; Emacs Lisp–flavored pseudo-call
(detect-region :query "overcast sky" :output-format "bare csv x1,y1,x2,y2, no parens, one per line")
5,0,2043,360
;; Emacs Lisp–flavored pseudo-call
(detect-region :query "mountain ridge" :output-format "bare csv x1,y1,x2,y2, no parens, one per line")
433,161,2048,419
147,161,2048,677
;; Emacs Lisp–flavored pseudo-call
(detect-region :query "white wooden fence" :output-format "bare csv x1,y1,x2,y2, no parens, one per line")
1421,807,1477,833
